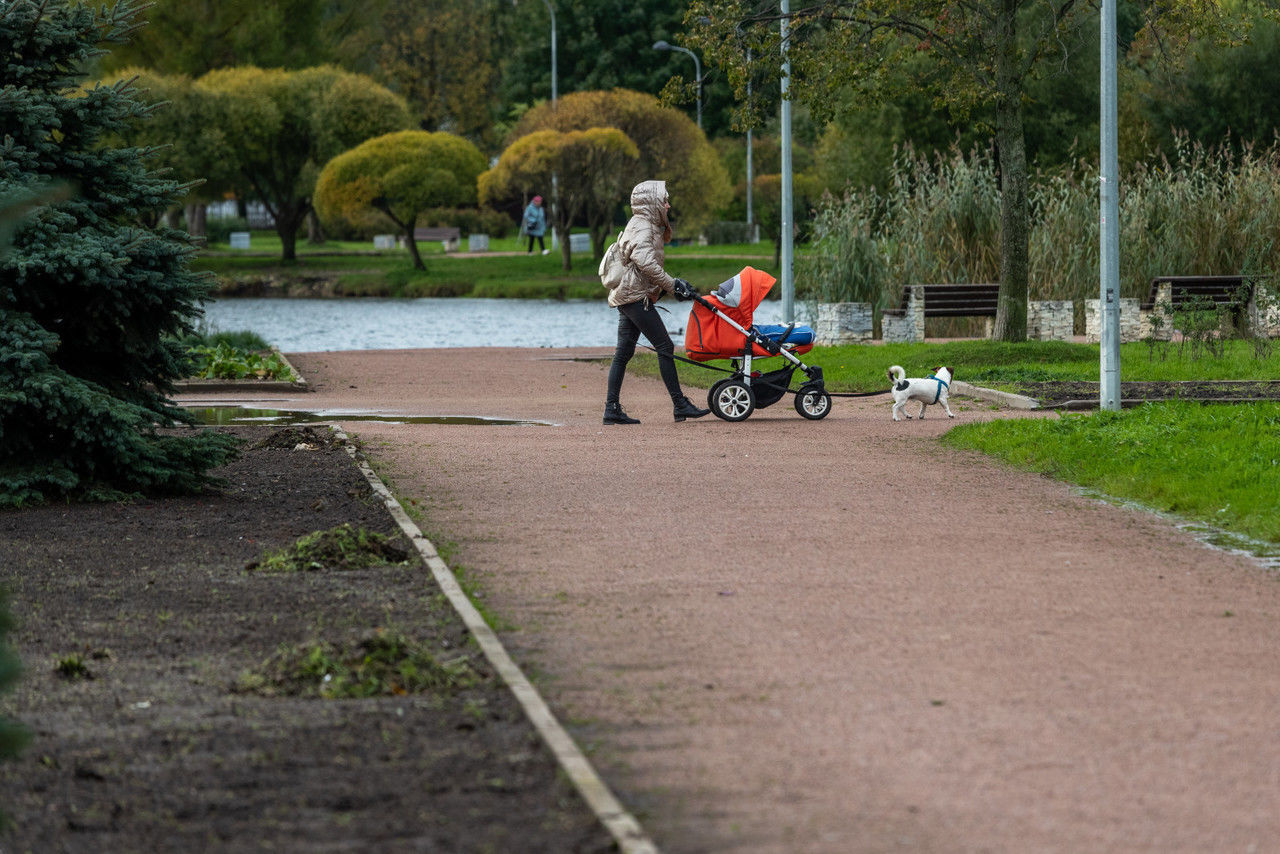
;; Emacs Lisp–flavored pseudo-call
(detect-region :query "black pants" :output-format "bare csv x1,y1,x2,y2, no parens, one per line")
526,234,545,252
606,300,684,405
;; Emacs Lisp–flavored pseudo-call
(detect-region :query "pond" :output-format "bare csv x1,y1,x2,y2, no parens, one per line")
199,297,799,351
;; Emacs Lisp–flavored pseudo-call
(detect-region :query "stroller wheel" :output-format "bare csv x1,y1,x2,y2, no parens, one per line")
711,380,755,422
794,385,832,420
707,379,729,413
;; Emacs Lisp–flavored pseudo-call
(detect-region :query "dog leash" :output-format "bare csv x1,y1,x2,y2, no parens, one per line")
637,345,890,397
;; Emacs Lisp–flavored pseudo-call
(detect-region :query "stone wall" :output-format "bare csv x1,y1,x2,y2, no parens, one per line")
815,302,873,344
882,286,925,343
1027,300,1073,341
1085,298,1145,342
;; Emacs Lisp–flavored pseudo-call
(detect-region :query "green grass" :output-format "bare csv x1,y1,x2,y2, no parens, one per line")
647,339,1280,395
944,402,1280,544
195,238,780,300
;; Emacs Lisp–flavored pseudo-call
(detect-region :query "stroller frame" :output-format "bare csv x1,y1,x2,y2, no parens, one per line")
688,293,832,421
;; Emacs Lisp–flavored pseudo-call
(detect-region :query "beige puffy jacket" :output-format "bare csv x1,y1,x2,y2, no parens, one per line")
607,180,676,309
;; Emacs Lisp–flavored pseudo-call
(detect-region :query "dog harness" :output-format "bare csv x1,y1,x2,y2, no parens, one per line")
927,374,949,404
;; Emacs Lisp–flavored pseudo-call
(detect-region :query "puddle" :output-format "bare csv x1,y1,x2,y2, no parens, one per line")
188,406,554,427
1079,488,1280,572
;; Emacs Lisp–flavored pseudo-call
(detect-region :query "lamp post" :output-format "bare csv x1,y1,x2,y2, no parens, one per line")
1099,0,1120,410
653,40,702,130
779,0,794,322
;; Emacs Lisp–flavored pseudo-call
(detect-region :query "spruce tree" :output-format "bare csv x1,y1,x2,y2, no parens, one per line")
0,0,238,506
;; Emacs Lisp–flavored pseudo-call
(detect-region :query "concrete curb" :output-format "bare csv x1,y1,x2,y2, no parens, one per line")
953,380,1041,410
175,349,309,393
332,428,660,854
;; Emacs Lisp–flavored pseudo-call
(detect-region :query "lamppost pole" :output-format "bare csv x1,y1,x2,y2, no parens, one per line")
1100,0,1121,410
779,0,794,322
745,47,753,232
653,40,703,130
544,0,556,105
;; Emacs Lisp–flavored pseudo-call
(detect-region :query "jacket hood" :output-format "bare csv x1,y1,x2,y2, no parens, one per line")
630,180,669,229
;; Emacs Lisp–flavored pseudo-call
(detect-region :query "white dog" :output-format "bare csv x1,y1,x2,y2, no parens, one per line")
888,365,956,421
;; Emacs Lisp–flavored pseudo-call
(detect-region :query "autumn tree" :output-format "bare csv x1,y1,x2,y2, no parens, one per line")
314,131,485,270
510,89,732,238
196,65,412,260
688,0,1239,341
480,128,641,269
373,0,500,147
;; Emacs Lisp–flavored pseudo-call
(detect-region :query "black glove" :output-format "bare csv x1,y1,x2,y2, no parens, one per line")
672,278,695,301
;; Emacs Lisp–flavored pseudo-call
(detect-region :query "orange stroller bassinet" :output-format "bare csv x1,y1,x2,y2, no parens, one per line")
681,266,831,421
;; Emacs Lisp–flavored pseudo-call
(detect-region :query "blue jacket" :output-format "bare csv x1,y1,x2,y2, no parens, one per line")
522,202,547,237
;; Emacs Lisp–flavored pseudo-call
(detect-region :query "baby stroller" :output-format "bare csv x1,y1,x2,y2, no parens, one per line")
683,266,831,421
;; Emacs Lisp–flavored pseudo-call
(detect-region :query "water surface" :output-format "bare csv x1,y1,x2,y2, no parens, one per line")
201,297,796,352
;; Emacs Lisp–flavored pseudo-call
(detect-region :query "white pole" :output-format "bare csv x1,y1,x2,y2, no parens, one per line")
746,48,754,234
1100,0,1121,410
779,0,794,323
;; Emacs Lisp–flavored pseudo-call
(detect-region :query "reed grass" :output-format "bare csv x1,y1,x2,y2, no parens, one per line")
803,137,1280,311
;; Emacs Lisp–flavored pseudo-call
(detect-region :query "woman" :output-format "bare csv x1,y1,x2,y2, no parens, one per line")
521,195,548,255
603,180,710,425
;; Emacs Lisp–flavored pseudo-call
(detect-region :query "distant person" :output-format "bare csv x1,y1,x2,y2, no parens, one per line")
601,179,710,425
522,195,548,255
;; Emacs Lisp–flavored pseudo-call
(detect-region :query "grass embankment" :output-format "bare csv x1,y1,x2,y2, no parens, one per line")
635,339,1280,546
194,234,776,300
655,338,1280,394
944,402,1280,546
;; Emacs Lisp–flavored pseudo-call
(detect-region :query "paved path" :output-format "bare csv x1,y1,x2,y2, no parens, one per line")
178,348,1280,853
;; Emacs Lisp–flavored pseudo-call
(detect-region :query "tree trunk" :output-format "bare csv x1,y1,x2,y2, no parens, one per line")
992,0,1029,342
306,209,325,245
404,226,425,270
184,203,206,239
558,225,572,271
275,201,310,262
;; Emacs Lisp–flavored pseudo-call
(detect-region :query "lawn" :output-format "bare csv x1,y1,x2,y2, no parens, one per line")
659,338,1280,394
195,233,778,300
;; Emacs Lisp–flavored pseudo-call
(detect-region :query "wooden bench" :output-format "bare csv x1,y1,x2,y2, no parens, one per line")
413,226,461,252
1141,275,1261,335
882,283,1001,342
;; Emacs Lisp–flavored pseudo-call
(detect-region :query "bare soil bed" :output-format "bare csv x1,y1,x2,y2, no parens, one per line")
1012,379,1280,407
0,426,613,853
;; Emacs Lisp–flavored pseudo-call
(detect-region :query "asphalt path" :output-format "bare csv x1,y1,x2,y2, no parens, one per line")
177,347,1280,853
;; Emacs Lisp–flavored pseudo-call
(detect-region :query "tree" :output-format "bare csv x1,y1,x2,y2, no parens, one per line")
511,89,732,238
98,69,237,236
479,127,641,268
1,0,238,506
196,65,412,260
750,172,822,266
1142,10,1280,157
688,0,1235,341
373,0,501,147
97,0,376,76
314,131,487,270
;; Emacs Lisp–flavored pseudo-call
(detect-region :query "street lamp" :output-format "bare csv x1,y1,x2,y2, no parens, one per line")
653,40,702,130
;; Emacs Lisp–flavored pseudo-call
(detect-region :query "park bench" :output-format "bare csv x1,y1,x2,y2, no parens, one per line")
1141,275,1262,336
413,226,462,252
882,283,1002,342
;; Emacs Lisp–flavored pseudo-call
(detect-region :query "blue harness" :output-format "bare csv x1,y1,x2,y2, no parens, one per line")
927,374,949,404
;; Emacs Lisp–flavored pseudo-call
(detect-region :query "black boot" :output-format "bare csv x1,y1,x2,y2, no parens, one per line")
603,402,640,425
673,396,710,422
